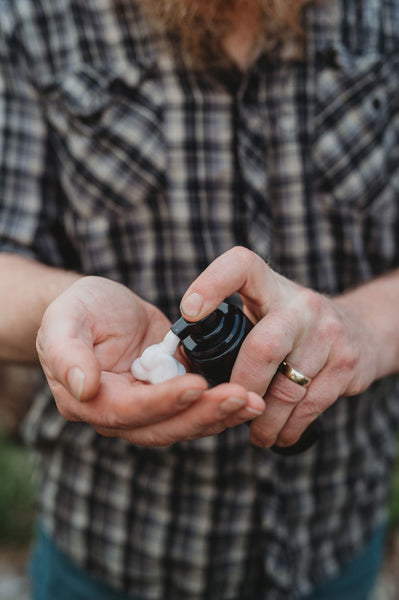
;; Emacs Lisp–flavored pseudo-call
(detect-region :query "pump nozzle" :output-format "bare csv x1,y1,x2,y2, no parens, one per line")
171,302,228,342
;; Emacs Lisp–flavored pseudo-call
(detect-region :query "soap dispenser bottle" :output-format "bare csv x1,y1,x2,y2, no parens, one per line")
171,301,252,387
171,301,319,456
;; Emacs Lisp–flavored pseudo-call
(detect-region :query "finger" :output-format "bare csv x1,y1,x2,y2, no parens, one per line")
275,359,350,447
45,371,204,425
96,401,259,447
250,372,308,447
144,383,264,444
250,347,327,447
49,372,207,426
230,285,334,394
221,390,265,428
180,247,274,321
64,372,208,429
97,385,265,446
230,314,294,396
274,394,321,448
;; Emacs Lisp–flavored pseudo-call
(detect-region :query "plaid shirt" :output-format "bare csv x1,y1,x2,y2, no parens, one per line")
1,0,399,598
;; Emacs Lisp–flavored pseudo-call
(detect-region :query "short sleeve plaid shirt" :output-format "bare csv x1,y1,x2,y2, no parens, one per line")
1,1,399,598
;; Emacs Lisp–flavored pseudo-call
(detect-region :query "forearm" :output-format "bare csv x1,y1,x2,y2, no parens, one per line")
0,253,81,362
335,268,399,381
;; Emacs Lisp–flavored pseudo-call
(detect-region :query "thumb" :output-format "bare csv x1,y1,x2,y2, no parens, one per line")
60,339,101,402
37,301,101,402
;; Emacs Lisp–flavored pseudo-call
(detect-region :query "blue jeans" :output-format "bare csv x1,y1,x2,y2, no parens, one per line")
30,523,386,600
30,526,142,600
300,524,386,600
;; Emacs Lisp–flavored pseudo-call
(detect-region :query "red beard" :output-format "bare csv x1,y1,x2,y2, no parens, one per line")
142,0,311,66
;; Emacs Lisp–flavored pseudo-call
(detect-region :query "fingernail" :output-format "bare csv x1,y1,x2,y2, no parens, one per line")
179,388,203,406
246,407,264,416
67,367,85,401
275,439,289,448
181,293,203,318
218,397,246,417
247,392,265,416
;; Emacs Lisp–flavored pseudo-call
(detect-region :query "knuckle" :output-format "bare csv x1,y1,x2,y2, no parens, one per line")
146,431,175,447
297,288,324,318
337,366,364,396
205,423,226,437
249,331,271,358
267,377,303,406
230,245,256,266
345,377,364,397
295,399,321,420
131,427,181,448
187,423,225,441
224,412,249,428
100,404,129,430
321,314,346,343
247,331,287,370
106,413,127,430
131,431,165,447
331,345,358,376
339,346,358,371
195,413,216,431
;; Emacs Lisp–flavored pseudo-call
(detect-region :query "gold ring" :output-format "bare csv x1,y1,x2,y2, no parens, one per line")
278,361,312,387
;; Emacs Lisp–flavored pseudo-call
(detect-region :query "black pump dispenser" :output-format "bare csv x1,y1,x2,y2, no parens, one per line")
171,301,319,455
171,302,252,387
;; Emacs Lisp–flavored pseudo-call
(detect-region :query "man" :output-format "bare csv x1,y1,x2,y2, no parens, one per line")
1,0,398,598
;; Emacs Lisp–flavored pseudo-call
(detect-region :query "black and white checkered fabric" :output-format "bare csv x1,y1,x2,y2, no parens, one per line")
1,1,399,598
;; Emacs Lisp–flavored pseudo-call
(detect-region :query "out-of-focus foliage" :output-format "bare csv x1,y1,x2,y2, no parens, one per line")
0,434,36,546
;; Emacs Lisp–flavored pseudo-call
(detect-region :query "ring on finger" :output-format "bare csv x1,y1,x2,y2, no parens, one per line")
278,361,312,388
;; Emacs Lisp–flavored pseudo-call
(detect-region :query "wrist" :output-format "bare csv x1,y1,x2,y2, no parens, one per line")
0,254,82,362
334,271,399,381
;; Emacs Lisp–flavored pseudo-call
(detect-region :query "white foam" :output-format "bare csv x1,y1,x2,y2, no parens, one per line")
131,330,186,384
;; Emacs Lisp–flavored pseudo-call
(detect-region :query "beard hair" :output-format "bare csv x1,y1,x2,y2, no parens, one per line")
143,0,312,67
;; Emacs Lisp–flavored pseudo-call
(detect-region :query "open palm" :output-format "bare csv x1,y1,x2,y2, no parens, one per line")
36,276,265,446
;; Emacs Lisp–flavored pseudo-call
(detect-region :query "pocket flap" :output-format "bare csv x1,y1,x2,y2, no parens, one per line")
313,47,399,212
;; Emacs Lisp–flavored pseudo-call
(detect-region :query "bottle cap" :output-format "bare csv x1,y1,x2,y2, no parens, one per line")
171,302,229,342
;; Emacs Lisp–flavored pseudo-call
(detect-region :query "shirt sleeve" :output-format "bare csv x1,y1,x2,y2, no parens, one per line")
0,5,73,268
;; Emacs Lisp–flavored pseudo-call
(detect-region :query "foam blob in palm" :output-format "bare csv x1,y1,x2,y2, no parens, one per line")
131,331,186,384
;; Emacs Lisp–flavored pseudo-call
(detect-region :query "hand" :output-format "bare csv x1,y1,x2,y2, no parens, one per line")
36,276,265,446
180,247,379,449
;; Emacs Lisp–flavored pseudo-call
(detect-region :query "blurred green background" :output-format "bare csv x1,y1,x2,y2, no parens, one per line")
0,364,41,551
0,433,36,547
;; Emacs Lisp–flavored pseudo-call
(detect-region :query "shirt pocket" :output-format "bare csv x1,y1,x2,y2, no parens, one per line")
39,62,166,217
313,47,399,214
